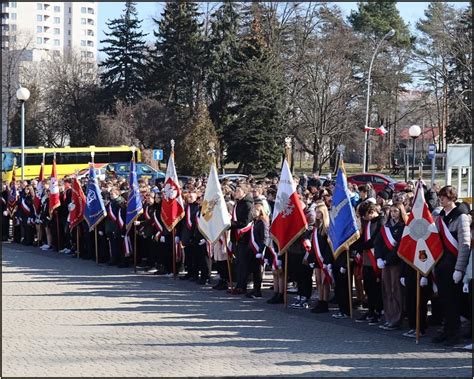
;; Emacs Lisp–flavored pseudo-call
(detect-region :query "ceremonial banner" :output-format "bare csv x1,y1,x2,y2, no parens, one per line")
69,177,86,230
49,158,60,216
398,181,443,276
84,163,106,230
270,159,307,253
7,169,17,216
125,159,143,232
198,161,231,243
328,165,360,258
161,152,184,231
33,162,44,215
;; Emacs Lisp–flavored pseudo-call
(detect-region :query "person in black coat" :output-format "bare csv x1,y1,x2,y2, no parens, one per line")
179,190,201,280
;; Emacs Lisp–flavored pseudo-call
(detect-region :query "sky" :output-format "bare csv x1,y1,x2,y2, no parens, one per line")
97,1,470,59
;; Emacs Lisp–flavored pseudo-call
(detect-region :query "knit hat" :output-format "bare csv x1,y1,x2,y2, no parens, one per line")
377,191,390,201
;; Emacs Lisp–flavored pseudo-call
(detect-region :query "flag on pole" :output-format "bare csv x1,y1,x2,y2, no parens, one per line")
84,163,106,230
33,161,44,215
69,177,86,230
270,159,307,253
198,160,231,243
328,164,360,258
375,125,388,136
7,168,17,216
125,158,143,232
398,181,443,276
161,150,184,231
49,158,60,216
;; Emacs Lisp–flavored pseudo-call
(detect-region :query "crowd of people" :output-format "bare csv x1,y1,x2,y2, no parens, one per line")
1,170,472,349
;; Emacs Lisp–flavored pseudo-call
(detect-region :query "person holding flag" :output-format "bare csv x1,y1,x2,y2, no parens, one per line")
125,157,143,270
33,161,45,246
69,177,86,257
327,160,360,319
49,156,61,250
431,185,471,345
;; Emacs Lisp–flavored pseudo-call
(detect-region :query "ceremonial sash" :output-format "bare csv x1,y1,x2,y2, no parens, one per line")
153,211,163,240
144,205,151,220
20,198,32,216
266,243,279,270
365,221,381,276
236,222,252,241
117,208,124,230
437,218,458,257
124,234,132,257
176,240,183,262
312,229,334,285
1,197,6,205
107,203,117,223
380,225,396,251
249,223,260,254
186,204,192,230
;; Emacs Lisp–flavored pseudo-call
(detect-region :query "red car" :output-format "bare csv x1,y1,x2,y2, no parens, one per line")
347,173,407,193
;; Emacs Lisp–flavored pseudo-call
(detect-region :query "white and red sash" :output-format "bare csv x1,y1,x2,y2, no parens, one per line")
312,230,334,285
107,203,117,223
20,198,32,217
186,204,193,230
232,204,252,241
249,223,260,254
437,218,458,257
117,208,124,230
380,225,396,251
153,211,163,240
266,243,279,270
144,205,151,221
365,221,381,276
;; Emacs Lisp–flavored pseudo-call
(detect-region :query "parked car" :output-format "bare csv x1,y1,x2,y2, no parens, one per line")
347,173,407,193
105,162,165,183
218,174,248,182
75,163,107,181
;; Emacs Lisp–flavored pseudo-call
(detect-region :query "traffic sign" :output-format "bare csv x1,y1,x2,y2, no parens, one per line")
152,149,163,161
428,144,436,160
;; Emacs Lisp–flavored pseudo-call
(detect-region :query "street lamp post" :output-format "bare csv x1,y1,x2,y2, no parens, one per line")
362,29,396,173
16,86,31,181
409,124,422,180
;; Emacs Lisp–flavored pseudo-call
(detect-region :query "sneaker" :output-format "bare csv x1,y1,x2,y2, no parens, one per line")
402,329,416,338
355,313,374,323
383,323,401,331
463,343,472,350
379,321,390,329
39,244,49,249
368,317,381,326
148,268,158,274
332,312,348,319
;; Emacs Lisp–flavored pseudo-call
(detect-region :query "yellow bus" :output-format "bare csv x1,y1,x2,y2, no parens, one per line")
2,145,141,182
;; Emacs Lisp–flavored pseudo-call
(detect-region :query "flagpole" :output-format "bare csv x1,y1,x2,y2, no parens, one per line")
346,249,353,318
283,136,292,308
134,224,137,273
226,239,234,291
416,271,420,344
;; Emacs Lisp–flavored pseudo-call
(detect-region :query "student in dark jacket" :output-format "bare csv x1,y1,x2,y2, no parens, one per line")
374,202,407,330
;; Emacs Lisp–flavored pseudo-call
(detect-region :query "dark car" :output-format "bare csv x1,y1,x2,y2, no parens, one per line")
347,173,407,193
218,174,248,182
105,162,165,183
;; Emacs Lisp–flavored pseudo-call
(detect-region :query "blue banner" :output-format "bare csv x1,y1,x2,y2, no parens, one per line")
328,167,360,258
126,159,143,232
84,164,106,230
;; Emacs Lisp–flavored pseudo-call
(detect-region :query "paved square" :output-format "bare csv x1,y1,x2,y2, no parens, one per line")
2,243,472,377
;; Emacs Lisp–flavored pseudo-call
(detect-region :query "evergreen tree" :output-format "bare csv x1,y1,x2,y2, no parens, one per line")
99,1,148,105
149,2,205,116
224,7,285,174
175,102,218,176
447,5,472,143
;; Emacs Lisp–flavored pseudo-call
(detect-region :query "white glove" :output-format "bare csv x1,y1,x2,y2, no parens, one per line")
453,270,463,284
340,267,346,274
98,231,104,236
400,277,405,287
199,239,206,245
309,263,315,269
327,264,332,270
376,258,385,269
175,236,180,244
134,221,140,226
160,236,166,243
420,277,428,287
255,253,262,259
432,282,438,293
463,283,469,293
3,211,7,216
277,259,282,267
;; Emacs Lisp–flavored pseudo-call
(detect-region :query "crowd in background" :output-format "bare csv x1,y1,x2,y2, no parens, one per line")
2,171,472,350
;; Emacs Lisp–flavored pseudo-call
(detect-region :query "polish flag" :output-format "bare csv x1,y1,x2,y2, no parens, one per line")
376,125,388,136
69,177,86,230
160,151,185,231
270,159,308,253
49,158,61,216
397,180,443,276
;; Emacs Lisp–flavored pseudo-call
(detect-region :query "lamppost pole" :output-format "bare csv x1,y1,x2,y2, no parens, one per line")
16,86,30,181
409,125,422,180
362,29,395,173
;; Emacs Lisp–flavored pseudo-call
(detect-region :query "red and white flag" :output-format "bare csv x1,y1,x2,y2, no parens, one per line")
49,158,60,216
397,181,443,276
160,151,185,231
69,177,86,230
375,125,388,136
33,162,44,215
270,159,307,253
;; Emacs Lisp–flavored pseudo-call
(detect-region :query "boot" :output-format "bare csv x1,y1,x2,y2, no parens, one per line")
311,300,328,313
